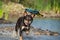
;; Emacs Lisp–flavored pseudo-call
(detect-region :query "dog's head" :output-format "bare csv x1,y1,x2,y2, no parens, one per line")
22,15,33,35
24,15,33,25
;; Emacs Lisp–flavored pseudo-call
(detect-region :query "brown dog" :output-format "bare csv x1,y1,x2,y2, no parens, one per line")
15,15,33,40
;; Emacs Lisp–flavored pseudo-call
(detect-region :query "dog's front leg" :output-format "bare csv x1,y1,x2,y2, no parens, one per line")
19,32,23,40
19,28,23,40
20,36,23,40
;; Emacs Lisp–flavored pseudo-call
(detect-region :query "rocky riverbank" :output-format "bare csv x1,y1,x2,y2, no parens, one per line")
0,26,59,36
31,27,60,36
39,10,60,18
0,19,13,24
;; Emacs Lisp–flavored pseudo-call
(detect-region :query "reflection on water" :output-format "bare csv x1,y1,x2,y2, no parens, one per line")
0,18,60,40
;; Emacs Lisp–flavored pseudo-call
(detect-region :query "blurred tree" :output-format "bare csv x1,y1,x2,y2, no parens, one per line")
50,0,54,10
11,0,19,3
1,0,60,11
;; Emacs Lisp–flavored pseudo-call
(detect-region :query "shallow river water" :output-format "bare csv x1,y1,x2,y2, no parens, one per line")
0,18,60,40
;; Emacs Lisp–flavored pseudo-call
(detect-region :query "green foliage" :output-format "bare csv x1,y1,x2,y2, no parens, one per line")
0,1,2,9
0,1,8,20
19,0,60,11
2,0,60,11
0,1,3,18
0,9,3,18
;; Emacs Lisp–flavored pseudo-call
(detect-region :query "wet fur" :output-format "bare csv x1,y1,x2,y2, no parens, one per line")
15,15,33,36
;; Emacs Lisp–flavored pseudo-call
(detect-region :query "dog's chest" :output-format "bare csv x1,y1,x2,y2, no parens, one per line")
21,26,29,30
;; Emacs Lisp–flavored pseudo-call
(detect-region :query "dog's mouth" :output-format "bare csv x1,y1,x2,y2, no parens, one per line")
24,20,31,25
24,23,28,26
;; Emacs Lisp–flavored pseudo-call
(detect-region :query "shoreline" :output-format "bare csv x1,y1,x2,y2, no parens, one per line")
0,17,60,24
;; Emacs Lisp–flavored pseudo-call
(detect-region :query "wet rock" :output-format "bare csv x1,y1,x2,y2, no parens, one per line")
0,26,60,36
30,27,60,36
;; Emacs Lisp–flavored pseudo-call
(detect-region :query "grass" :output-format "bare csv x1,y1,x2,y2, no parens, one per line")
0,1,8,20
0,9,3,18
